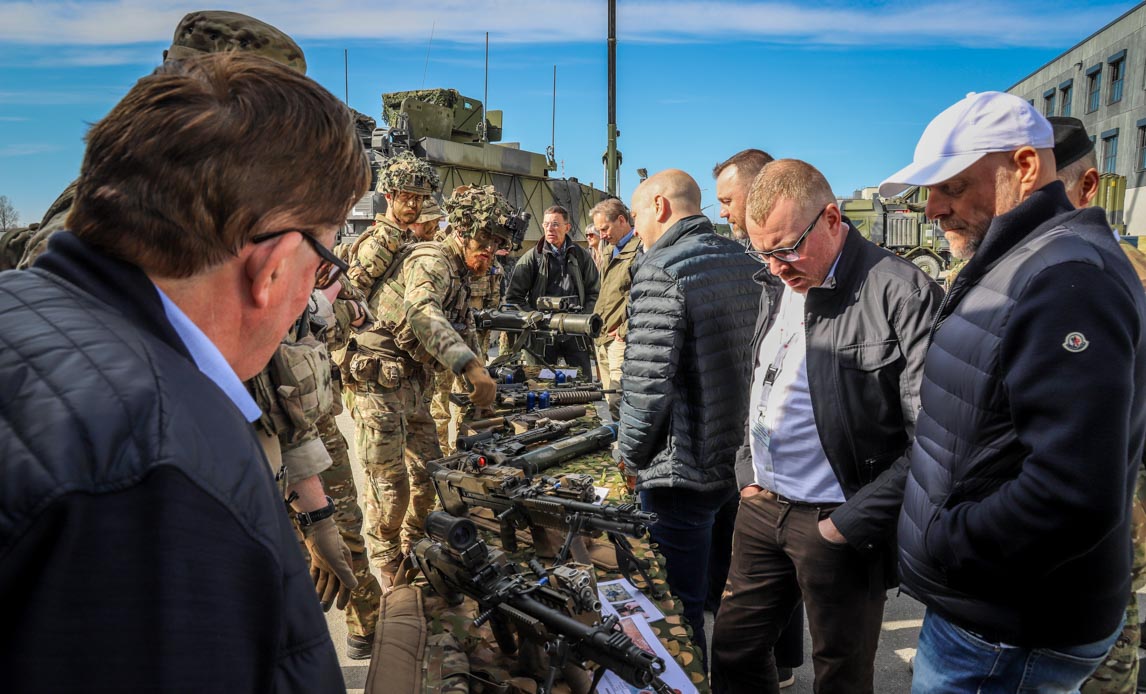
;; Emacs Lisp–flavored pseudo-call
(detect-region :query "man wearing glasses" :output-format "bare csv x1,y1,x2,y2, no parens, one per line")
505,205,600,376
711,159,941,693
349,184,502,586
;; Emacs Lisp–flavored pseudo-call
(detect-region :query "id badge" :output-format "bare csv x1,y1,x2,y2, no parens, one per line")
751,410,772,451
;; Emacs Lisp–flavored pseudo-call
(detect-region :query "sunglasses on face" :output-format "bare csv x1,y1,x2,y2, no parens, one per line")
745,206,826,263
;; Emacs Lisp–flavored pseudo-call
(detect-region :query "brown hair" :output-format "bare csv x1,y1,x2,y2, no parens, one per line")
69,53,370,277
746,159,834,227
543,205,570,222
589,197,633,226
713,148,774,180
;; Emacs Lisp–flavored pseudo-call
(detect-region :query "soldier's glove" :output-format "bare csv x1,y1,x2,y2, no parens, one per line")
463,359,497,410
303,516,359,611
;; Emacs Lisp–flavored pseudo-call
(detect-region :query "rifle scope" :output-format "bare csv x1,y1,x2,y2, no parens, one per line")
473,309,603,339
425,511,478,551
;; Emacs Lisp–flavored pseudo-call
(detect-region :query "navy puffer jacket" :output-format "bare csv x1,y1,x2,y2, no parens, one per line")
618,215,760,492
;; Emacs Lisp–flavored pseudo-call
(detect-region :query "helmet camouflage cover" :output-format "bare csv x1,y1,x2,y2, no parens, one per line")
376,151,440,196
444,185,515,242
165,11,307,74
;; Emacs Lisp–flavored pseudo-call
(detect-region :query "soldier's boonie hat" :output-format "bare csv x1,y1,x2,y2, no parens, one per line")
445,185,516,241
166,11,307,75
880,91,1053,197
416,199,445,224
1048,116,1094,171
377,152,440,195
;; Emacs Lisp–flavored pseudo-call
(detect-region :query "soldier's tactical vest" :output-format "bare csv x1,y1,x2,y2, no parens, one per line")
356,238,471,367
467,264,502,311
248,293,336,444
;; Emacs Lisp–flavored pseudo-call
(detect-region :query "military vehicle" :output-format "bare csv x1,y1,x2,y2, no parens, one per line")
838,186,949,279
346,88,609,245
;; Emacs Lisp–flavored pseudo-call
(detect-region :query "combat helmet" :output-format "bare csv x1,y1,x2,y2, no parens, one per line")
164,11,307,74
416,198,445,224
444,185,520,245
376,152,440,196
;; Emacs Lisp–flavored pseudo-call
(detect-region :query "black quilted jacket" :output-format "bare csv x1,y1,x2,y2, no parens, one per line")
617,215,761,492
0,233,343,692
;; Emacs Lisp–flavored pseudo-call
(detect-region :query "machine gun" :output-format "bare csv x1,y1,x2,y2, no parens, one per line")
431,423,617,477
412,512,672,694
429,441,663,597
460,404,588,436
451,383,614,410
479,296,604,370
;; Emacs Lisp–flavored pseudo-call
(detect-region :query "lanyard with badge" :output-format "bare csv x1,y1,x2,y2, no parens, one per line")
751,295,803,452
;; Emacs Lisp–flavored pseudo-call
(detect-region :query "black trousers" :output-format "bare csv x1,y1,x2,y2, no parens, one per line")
711,492,885,694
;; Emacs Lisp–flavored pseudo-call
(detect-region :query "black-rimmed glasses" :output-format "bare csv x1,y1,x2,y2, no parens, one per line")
246,230,343,287
251,230,349,279
745,206,826,263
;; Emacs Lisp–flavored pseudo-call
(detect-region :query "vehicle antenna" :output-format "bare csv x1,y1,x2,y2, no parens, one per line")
421,20,436,88
482,32,490,143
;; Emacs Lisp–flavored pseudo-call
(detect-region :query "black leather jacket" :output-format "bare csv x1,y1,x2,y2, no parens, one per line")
0,233,343,692
735,224,942,559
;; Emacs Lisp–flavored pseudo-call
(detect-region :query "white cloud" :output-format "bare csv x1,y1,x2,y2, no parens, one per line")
0,116,30,122
0,0,1132,49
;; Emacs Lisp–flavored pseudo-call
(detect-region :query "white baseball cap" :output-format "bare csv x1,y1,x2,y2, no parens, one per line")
879,91,1054,197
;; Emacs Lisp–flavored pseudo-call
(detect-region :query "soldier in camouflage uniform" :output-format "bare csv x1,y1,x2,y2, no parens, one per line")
430,243,503,451
343,152,440,300
410,197,446,242
348,185,507,583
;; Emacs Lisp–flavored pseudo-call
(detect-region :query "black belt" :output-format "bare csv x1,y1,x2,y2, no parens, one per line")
759,488,837,508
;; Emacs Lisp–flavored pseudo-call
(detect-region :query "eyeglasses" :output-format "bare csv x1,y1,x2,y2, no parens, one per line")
542,221,568,229
473,229,509,251
745,206,826,263
251,229,349,279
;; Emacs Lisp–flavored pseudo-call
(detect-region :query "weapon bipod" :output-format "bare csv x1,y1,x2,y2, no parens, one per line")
552,514,666,600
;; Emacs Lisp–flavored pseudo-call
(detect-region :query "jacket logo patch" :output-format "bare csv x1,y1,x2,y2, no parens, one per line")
1062,332,1089,353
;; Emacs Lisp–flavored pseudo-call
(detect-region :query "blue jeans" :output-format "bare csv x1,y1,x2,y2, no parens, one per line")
912,609,1121,694
640,486,737,670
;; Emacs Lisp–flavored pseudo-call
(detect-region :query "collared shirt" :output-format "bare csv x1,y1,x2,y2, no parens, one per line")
612,229,636,258
749,252,845,503
154,284,262,422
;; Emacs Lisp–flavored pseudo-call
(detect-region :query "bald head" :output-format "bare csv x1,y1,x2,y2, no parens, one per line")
631,169,702,248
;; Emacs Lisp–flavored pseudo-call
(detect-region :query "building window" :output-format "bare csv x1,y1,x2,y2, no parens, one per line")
1043,91,1055,116
1109,55,1125,104
1060,83,1072,117
1138,126,1146,171
1103,131,1119,173
1088,66,1102,113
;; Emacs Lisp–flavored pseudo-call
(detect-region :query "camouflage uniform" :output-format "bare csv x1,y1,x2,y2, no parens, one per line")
430,262,502,451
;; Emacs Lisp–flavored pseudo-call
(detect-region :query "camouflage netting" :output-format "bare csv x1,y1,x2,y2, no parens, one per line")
165,11,307,74
376,151,440,195
382,88,463,128
444,185,515,242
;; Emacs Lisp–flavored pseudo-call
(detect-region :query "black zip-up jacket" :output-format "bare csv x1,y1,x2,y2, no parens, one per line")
505,236,600,312
897,182,1146,647
734,224,942,565
618,215,760,492
0,233,344,692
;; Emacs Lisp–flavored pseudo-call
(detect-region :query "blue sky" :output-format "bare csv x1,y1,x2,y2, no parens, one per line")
0,0,1138,225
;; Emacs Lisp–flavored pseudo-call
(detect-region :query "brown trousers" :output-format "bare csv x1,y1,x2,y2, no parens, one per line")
711,492,886,694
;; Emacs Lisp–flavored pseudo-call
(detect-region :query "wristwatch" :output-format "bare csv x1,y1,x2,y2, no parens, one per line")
295,496,336,528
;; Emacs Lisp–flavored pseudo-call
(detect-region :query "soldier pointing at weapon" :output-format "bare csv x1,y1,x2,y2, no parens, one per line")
349,184,510,586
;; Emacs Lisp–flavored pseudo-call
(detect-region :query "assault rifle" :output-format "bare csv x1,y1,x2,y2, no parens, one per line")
451,383,614,409
429,441,663,596
412,512,672,694
460,404,588,437
431,422,617,476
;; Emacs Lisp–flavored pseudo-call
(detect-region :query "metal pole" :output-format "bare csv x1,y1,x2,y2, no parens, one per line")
606,0,619,196
343,49,349,103
551,65,557,159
